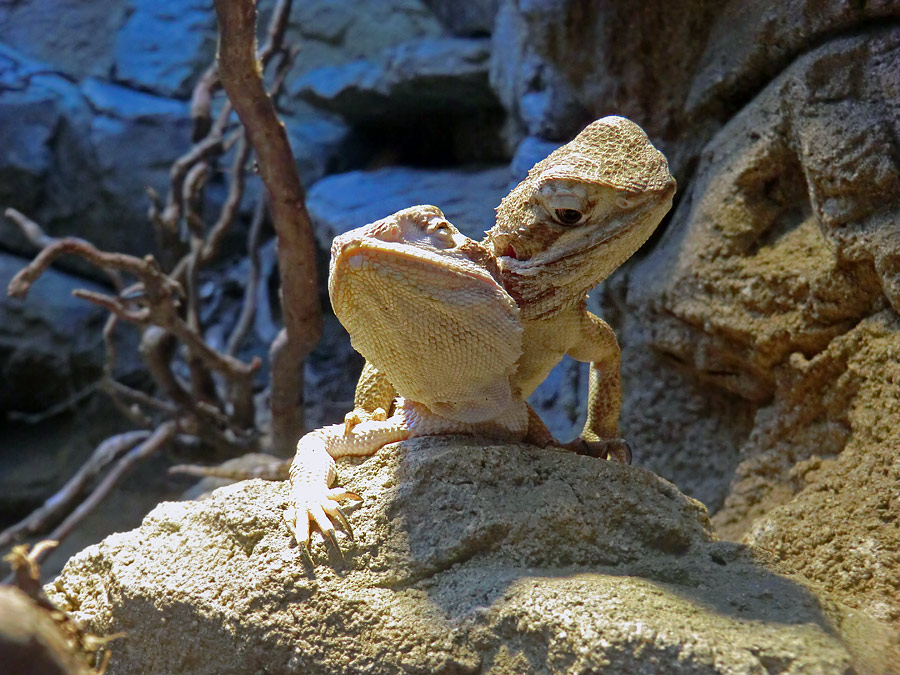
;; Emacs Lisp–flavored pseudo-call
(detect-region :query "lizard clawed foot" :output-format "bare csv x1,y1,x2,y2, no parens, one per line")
284,483,362,555
565,437,633,464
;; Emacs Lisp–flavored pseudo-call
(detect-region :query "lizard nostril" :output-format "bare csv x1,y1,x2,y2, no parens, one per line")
371,222,403,243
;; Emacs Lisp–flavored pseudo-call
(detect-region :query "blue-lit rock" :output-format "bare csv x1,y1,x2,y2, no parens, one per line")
306,165,510,246
112,0,216,99
294,37,498,122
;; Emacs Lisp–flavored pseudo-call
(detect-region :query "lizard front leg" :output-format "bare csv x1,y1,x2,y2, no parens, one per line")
566,311,631,463
285,414,409,552
285,396,531,551
343,361,397,432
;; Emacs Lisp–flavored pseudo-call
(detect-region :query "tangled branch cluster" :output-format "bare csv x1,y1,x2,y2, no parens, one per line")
1,0,319,565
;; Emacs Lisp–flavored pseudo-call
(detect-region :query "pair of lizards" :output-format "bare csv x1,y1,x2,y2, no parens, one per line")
284,116,676,549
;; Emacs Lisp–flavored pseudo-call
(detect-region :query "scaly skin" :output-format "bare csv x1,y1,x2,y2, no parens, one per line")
348,117,676,459
486,115,676,458
286,116,676,550
285,206,534,549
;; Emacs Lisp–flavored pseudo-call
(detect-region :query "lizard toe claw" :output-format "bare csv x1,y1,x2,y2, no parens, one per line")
565,437,633,464
343,411,363,434
283,504,311,554
328,504,354,540
343,407,389,434
609,439,633,465
327,487,362,502
307,502,344,558
286,482,361,553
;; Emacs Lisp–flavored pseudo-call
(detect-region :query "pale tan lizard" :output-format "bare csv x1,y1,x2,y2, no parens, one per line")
485,115,676,458
284,116,676,549
343,116,675,460
284,205,537,548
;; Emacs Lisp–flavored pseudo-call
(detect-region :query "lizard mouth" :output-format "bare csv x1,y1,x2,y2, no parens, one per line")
497,217,633,271
330,239,506,300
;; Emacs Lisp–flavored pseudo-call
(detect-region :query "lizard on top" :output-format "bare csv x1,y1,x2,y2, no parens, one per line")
284,116,676,550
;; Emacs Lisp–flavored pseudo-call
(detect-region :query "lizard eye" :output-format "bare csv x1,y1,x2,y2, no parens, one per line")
554,208,584,226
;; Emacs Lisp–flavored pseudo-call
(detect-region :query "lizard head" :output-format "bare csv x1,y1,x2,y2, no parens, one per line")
329,205,503,303
484,116,676,317
328,205,523,418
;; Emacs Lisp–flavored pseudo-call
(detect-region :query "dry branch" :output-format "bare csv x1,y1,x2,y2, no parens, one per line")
227,196,266,356
40,422,178,560
214,0,322,453
0,432,151,550
5,208,124,290
1,0,313,558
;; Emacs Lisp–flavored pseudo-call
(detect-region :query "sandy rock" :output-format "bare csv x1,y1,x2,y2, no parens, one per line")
49,437,889,674
495,0,900,177
623,28,900,632
732,311,900,626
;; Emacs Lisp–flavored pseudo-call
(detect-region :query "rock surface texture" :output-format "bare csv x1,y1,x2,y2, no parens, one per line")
2,0,899,668
488,0,900,641
624,24,900,630
49,438,893,674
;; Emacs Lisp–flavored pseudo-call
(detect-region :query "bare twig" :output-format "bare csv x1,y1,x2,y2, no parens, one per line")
5,208,124,291
7,238,181,302
182,162,209,237
102,379,178,417
258,0,292,67
8,238,256,379
190,63,221,142
269,327,305,452
38,422,178,561
169,459,288,482
184,238,220,407
227,196,266,356
3,540,59,603
215,0,322,452
201,133,251,264
99,314,157,428
0,431,151,550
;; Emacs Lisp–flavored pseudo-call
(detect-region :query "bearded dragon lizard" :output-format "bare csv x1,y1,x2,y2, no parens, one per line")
284,116,676,549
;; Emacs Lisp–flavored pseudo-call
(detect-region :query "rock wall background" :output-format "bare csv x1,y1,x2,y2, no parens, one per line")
1,0,899,636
